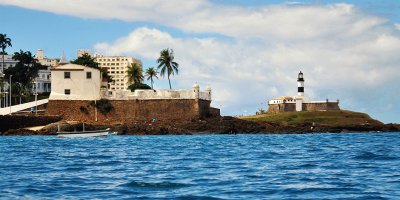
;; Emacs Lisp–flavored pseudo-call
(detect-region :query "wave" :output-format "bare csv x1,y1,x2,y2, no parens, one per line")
122,181,189,189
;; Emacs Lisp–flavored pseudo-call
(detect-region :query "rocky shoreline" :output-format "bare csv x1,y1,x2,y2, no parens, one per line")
1,116,399,136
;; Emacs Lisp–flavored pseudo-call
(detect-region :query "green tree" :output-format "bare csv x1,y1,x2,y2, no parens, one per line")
126,63,144,85
127,82,152,92
3,50,41,102
0,81,4,106
145,67,158,89
5,50,41,86
70,53,99,69
71,53,112,82
0,34,12,73
11,83,20,105
157,48,179,89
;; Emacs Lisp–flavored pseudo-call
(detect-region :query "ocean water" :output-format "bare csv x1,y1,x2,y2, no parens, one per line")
0,133,399,199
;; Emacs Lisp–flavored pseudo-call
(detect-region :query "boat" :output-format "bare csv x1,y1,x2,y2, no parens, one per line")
57,128,110,138
56,122,110,138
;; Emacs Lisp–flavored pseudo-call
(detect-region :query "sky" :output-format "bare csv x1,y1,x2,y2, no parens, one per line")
1,0,399,123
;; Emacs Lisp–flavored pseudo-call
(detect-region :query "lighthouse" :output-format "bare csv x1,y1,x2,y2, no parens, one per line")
297,71,304,97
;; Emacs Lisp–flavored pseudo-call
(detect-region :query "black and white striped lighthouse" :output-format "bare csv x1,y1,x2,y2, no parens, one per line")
297,71,304,97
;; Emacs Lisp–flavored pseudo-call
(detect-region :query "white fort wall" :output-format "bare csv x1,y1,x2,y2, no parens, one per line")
103,89,211,101
268,99,337,105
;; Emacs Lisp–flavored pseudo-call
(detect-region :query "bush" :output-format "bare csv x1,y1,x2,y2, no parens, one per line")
90,99,113,115
128,83,152,92
79,106,89,115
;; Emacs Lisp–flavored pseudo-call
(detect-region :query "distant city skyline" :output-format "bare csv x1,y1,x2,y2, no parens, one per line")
1,0,399,123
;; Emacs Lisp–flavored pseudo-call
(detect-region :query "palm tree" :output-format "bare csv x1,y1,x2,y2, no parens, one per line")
11,50,40,86
126,63,144,85
157,48,179,89
145,67,158,89
0,34,12,73
0,34,12,107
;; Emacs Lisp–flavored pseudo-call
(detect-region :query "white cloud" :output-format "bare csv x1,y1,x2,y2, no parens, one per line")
0,1,386,39
2,0,400,122
0,0,211,24
94,24,400,122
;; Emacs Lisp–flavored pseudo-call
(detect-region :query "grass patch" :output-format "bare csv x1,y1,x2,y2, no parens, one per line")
241,110,383,126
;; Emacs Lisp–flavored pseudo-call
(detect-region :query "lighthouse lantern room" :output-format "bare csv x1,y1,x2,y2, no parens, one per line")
297,71,304,97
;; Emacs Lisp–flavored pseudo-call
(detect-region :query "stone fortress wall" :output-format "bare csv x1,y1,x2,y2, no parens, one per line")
46,99,218,123
267,101,340,113
46,84,219,123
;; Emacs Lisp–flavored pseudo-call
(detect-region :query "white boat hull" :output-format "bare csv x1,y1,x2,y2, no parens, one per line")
57,129,110,138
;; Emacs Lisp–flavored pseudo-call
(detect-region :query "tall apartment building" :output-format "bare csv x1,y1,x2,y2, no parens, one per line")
95,55,142,90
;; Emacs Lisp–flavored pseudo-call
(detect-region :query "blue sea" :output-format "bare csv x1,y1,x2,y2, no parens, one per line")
0,133,399,199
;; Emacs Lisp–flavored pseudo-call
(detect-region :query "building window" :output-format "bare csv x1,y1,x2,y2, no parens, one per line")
65,89,71,95
64,72,70,79
86,72,92,79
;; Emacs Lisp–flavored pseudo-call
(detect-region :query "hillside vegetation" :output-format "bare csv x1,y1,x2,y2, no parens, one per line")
241,110,383,127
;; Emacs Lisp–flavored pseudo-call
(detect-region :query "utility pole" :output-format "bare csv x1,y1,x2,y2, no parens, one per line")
9,75,12,115
34,81,38,115
95,99,98,122
0,75,2,108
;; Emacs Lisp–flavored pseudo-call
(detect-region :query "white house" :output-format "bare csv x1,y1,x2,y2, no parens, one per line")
49,64,102,100
34,66,52,93
34,49,63,94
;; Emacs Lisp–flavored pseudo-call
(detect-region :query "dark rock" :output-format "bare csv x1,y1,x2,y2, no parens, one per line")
0,115,61,133
2,116,399,136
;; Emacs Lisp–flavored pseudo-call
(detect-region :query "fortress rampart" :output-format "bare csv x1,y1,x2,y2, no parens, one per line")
103,89,211,101
267,102,340,113
46,99,219,123
47,82,220,123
